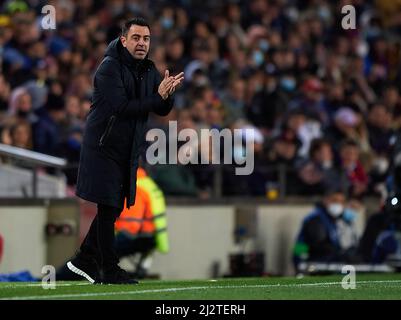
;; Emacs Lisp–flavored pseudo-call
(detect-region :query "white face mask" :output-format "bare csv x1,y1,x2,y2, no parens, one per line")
327,203,344,218
375,158,389,174
322,160,332,169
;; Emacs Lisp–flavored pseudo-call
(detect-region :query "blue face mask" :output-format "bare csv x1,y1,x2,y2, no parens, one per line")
280,77,296,92
252,50,265,67
343,208,357,223
259,39,270,52
366,27,381,39
318,7,331,21
161,17,174,30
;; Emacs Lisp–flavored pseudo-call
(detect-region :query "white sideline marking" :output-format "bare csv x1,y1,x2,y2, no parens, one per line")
0,283,91,289
1,280,401,300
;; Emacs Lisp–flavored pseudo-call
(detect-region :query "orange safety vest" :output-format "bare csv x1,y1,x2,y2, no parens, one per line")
115,168,155,236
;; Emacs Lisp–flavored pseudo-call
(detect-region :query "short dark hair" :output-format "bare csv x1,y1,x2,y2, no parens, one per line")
368,101,389,113
121,17,150,36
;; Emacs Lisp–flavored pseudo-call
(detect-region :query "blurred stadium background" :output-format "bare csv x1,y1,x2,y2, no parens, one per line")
1,0,401,283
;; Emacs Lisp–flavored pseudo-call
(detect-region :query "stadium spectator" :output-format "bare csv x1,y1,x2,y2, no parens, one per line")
220,77,247,126
367,102,395,156
165,33,189,76
264,126,302,195
325,107,366,152
0,124,11,146
246,69,291,132
383,86,401,125
293,187,360,271
9,120,32,149
359,192,401,265
339,139,369,198
1,119,33,168
65,95,84,130
59,125,82,186
32,94,66,156
296,138,340,196
288,77,326,124
7,87,36,124
0,74,10,113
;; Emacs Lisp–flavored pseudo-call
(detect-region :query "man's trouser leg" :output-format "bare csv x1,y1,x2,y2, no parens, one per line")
79,203,122,270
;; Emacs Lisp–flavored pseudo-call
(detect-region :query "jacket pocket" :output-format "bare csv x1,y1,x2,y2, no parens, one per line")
99,115,116,147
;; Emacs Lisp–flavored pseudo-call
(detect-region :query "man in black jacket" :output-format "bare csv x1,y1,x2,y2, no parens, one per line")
66,18,184,284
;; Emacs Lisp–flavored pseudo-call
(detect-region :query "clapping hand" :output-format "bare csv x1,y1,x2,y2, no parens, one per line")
158,70,184,100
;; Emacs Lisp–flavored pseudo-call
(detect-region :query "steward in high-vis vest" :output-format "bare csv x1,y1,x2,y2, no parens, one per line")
114,167,169,277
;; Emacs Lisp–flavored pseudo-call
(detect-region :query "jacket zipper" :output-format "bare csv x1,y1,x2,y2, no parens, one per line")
99,115,116,147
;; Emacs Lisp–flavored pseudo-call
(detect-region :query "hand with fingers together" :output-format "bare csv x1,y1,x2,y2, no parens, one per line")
158,70,184,100
168,71,184,95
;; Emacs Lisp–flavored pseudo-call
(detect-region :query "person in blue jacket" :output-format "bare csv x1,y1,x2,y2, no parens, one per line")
293,187,360,272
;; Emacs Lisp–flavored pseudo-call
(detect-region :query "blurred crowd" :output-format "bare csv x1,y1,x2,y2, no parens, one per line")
1,0,401,199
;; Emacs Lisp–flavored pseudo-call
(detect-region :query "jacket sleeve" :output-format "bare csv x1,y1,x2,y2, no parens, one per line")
303,218,340,261
94,59,172,117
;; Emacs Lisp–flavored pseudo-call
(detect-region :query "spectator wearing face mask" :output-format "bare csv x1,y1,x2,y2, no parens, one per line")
293,187,360,271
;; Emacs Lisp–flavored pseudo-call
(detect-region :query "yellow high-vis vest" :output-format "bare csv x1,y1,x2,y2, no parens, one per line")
115,168,169,253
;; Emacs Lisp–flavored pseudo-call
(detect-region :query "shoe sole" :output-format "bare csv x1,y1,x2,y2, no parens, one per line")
67,261,96,284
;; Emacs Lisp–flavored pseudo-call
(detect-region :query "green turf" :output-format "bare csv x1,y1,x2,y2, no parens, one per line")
1,274,401,300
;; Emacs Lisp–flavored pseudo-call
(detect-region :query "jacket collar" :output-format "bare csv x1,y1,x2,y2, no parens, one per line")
120,46,142,68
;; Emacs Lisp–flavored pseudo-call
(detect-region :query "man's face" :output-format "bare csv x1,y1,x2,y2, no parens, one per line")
340,145,359,166
51,110,66,123
121,24,150,60
369,105,391,129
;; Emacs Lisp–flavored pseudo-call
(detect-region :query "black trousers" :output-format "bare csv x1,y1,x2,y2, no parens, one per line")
79,204,122,271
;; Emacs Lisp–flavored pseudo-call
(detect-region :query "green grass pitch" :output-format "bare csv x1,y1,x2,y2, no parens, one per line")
1,274,401,300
